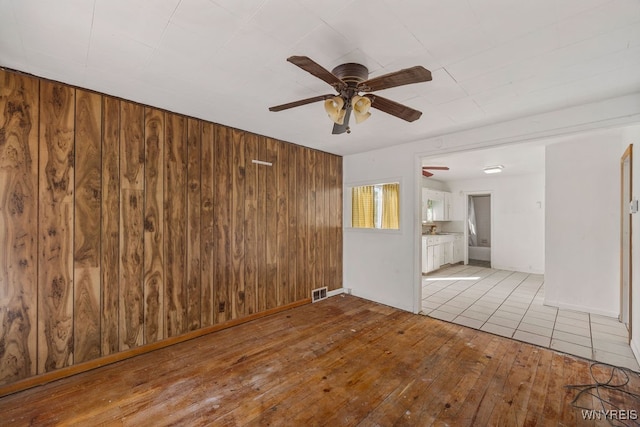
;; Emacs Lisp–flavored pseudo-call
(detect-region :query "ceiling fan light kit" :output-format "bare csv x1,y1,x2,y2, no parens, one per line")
352,95,371,124
324,96,346,124
269,56,432,134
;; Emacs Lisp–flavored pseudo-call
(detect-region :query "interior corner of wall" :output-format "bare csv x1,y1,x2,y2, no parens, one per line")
327,288,345,298
542,297,558,310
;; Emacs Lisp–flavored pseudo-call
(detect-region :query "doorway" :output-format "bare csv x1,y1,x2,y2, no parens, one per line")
466,193,492,267
620,144,632,343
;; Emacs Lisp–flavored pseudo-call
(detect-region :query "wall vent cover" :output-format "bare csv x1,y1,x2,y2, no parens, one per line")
312,287,328,303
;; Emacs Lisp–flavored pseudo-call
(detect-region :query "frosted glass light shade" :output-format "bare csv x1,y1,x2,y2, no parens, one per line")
324,96,345,124
352,95,371,124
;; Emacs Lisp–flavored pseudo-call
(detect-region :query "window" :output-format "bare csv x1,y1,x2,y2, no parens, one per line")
351,182,400,229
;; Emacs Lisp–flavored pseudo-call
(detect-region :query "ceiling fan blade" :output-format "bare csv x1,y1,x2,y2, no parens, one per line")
269,94,334,112
364,94,422,122
332,106,352,135
423,166,450,170
422,170,433,177
358,66,432,92
287,56,347,90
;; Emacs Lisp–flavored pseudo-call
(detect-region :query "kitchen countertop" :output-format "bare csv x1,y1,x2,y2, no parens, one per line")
422,232,463,236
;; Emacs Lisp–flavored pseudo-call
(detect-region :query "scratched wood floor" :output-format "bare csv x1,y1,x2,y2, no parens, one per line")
1,295,638,426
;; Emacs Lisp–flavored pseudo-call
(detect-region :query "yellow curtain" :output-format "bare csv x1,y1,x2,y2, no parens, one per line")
352,185,374,228
381,183,400,229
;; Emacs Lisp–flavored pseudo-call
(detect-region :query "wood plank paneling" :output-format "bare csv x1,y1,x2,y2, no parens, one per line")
119,101,144,351
327,155,337,290
214,125,231,323
306,149,317,296
38,81,75,373
73,89,102,363
335,156,343,290
143,108,164,344
0,71,39,384
231,129,245,319
276,141,289,306
256,137,267,313
243,134,258,316
316,152,326,290
265,138,278,310
331,155,343,290
295,145,308,301
164,113,187,337
324,154,332,290
286,144,298,304
186,118,201,331
200,123,214,327
0,69,343,390
101,96,120,355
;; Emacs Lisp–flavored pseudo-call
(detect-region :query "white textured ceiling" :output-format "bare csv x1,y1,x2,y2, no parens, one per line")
421,141,547,182
1,0,639,155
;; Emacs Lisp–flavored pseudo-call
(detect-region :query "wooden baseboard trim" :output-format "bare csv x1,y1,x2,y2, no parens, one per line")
0,298,311,398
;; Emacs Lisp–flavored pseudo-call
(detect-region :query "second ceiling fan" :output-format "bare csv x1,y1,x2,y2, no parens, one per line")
269,56,432,135
422,166,449,177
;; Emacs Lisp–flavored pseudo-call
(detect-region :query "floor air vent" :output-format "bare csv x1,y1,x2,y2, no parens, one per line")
312,287,328,303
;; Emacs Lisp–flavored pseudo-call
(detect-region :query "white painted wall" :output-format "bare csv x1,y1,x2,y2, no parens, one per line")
421,176,448,191
545,127,640,317
344,149,416,311
342,93,640,317
447,173,545,273
343,93,640,366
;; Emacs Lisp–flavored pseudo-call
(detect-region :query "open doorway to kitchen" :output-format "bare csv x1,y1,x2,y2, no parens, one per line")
620,144,632,343
466,193,492,268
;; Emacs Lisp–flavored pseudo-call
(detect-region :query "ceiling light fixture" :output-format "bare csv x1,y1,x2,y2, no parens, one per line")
324,96,346,124
269,56,432,135
483,165,504,174
351,95,371,124
325,95,372,126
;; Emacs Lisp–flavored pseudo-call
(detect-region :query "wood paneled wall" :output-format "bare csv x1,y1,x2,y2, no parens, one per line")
0,69,343,387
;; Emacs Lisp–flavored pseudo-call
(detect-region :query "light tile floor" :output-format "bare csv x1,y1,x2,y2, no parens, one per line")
421,264,640,372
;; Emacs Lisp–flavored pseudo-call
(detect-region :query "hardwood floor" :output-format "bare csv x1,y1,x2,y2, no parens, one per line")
1,295,638,426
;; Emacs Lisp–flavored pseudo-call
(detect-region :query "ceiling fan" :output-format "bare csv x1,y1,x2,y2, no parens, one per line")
269,56,432,135
422,166,449,177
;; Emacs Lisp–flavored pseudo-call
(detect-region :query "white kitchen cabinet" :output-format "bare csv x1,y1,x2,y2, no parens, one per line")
422,188,432,222
443,241,453,265
433,244,441,270
453,235,464,264
423,188,453,221
450,191,463,221
443,192,452,221
427,245,435,272
422,236,429,273
436,192,446,221
429,190,444,221
423,236,438,273
422,234,462,274
429,190,446,221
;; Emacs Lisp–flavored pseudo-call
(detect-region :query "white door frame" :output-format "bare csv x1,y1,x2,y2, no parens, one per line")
463,191,494,266
620,144,633,342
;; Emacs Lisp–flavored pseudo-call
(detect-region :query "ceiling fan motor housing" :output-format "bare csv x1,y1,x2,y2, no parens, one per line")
332,63,369,104
331,63,369,84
